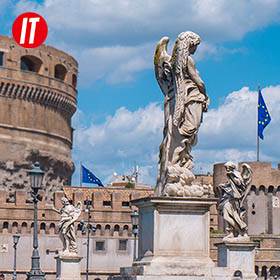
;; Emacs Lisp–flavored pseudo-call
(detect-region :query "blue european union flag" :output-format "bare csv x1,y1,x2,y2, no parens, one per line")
258,89,271,140
82,165,104,186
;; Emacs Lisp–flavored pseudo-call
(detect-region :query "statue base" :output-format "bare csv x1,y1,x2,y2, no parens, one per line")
55,254,83,280
215,241,257,279
131,197,216,277
110,197,257,280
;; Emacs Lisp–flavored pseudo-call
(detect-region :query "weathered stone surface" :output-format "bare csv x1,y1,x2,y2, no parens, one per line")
154,31,209,197
55,254,82,280
113,197,257,280
0,35,78,203
216,241,257,279
131,197,217,277
215,162,252,240
52,197,82,256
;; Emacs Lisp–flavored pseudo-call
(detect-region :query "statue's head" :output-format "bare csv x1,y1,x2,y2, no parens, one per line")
177,31,200,54
171,31,200,72
61,197,69,205
178,31,200,46
224,161,236,172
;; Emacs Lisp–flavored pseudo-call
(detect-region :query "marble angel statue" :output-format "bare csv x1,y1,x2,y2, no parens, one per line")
215,162,253,241
52,197,82,256
154,31,209,197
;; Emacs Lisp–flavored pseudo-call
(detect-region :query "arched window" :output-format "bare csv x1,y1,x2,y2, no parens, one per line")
277,186,280,193
20,55,43,73
40,223,46,230
250,185,257,194
72,74,77,88
12,222,18,233
49,223,56,234
114,225,120,232
21,222,27,233
55,64,67,81
105,225,111,230
261,266,267,278
0,52,3,66
259,185,266,194
255,265,259,276
123,225,129,231
268,186,274,194
31,222,34,228
233,270,242,278
3,222,8,229
96,224,102,230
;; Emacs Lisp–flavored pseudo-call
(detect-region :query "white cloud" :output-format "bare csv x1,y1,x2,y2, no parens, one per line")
193,85,280,173
72,85,280,186
15,0,280,45
72,102,163,186
74,43,154,85
13,0,280,86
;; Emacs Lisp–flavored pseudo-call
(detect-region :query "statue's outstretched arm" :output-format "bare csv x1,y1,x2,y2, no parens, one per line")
187,56,206,94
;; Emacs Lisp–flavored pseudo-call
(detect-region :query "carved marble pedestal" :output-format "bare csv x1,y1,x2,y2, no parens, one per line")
119,197,223,279
111,197,257,280
216,241,257,280
55,254,82,280
134,197,216,276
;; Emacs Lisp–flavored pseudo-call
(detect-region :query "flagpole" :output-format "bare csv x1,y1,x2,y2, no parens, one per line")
80,161,82,187
257,85,260,162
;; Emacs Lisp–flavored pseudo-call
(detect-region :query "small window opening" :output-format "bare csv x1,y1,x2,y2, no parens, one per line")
0,52,3,66
114,225,120,232
103,201,111,207
54,64,67,81
72,74,77,88
96,241,105,251
122,201,130,207
20,55,42,73
119,239,127,251
84,200,92,206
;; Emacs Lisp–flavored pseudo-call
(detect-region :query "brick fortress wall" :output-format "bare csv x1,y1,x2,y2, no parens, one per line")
0,35,78,203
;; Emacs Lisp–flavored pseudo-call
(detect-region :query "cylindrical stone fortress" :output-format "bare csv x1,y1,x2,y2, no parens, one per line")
0,35,78,203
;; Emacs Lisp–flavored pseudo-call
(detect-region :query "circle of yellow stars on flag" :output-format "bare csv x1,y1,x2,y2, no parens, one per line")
258,105,269,125
88,172,97,183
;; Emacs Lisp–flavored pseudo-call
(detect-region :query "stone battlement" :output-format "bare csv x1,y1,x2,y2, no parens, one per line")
0,187,153,236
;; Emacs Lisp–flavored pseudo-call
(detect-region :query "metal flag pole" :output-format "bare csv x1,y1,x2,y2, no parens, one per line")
257,85,260,162
80,161,82,187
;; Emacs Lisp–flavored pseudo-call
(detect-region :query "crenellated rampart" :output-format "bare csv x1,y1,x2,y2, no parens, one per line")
0,187,153,237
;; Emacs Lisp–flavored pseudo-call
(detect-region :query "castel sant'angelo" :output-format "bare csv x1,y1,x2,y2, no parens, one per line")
0,35,77,203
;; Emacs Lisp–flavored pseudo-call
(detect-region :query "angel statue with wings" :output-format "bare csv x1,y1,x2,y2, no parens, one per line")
52,197,82,256
154,31,209,197
215,162,253,241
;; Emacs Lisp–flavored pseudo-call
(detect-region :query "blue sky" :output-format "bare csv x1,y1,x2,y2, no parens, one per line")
2,0,280,186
